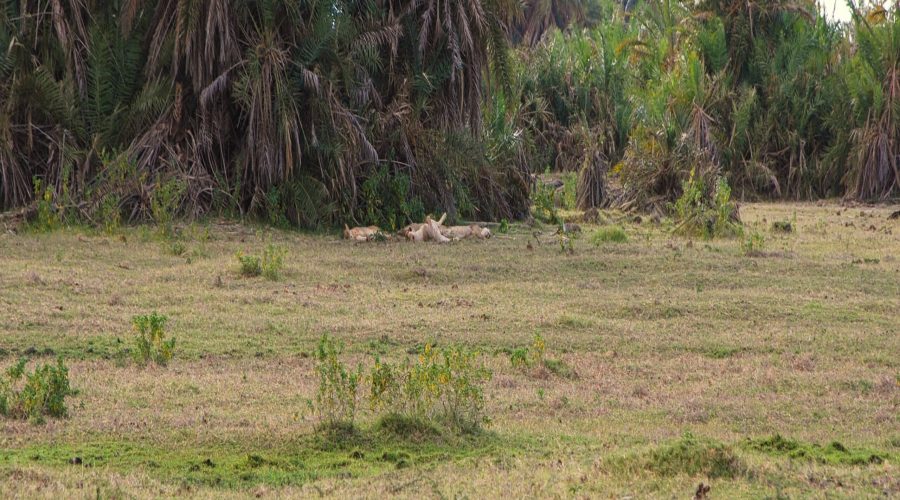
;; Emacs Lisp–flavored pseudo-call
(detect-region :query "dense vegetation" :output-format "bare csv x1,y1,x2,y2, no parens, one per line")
0,0,897,229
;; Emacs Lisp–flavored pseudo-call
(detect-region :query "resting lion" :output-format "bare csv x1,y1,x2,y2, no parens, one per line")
442,224,492,240
344,224,380,242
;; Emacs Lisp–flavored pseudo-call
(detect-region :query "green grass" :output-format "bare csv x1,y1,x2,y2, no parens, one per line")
591,225,628,244
0,428,507,489
0,202,898,497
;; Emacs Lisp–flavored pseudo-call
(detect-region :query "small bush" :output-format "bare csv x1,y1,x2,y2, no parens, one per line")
509,347,530,369
741,230,765,256
591,226,628,244
261,244,286,280
132,312,176,367
672,170,740,239
369,344,492,432
97,194,122,234
236,244,285,280
557,231,576,254
0,357,75,423
168,240,187,256
29,178,62,232
561,172,577,210
312,335,360,429
150,177,184,238
236,252,262,277
532,179,561,225
512,334,546,368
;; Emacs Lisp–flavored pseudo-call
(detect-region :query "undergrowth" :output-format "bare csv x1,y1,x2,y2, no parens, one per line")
132,312,176,367
0,357,75,423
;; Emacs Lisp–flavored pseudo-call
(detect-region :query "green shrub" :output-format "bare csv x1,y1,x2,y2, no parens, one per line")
360,165,425,231
150,178,184,238
369,344,492,431
236,244,285,280
509,348,530,369
167,240,187,256
531,178,561,224
557,231,576,254
236,252,262,277
261,244,286,280
312,335,360,429
591,226,628,244
510,334,546,370
561,172,577,210
741,230,765,256
132,312,176,367
97,194,122,234
672,170,740,239
29,178,62,232
0,357,75,423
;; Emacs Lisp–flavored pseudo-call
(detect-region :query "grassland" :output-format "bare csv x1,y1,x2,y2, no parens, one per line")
1,202,898,498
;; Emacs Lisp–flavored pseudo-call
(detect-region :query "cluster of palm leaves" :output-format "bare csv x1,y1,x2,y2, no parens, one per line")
511,0,899,211
0,0,533,226
2,0,896,227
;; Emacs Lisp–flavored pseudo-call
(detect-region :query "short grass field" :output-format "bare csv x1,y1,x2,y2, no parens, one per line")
1,202,898,498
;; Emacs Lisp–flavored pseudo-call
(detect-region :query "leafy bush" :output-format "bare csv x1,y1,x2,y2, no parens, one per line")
0,357,75,423
236,244,285,280
236,252,261,277
591,226,628,244
360,165,425,231
561,172,577,210
741,230,765,256
672,170,740,239
29,179,62,232
510,334,546,369
261,244,286,280
150,178,184,239
132,312,176,367
312,335,361,429
168,240,187,256
509,348,530,369
531,180,561,225
369,344,492,431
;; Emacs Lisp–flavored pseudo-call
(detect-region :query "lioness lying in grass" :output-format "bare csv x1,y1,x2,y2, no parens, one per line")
343,224,380,242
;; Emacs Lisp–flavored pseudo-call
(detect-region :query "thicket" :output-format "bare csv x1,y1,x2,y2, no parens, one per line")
1,1,896,230
514,0,900,211
311,335,491,433
0,0,530,229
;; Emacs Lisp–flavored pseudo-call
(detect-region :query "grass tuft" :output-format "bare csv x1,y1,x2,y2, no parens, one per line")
591,226,628,244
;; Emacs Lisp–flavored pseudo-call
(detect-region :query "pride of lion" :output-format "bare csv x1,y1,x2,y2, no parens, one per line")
344,213,492,243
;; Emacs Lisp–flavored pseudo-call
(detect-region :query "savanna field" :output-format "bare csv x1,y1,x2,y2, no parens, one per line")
1,202,898,498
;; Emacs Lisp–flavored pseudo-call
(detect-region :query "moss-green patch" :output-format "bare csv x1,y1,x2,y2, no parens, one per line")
591,226,628,244
703,345,743,359
373,413,443,442
608,434,745,478
542,359,578,379
744,435,892,466
0,428,510,488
